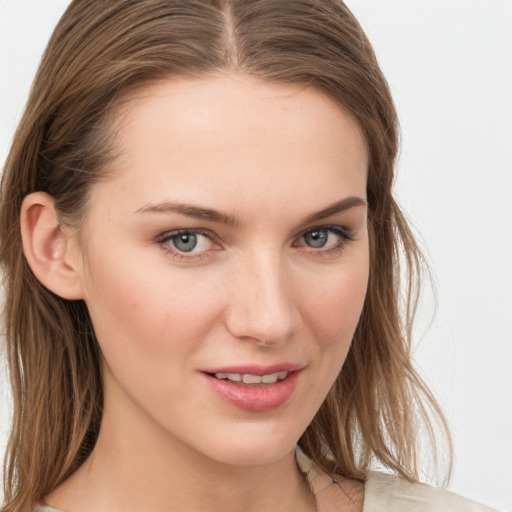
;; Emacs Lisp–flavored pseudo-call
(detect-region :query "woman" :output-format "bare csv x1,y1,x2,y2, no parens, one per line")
0,1,499,511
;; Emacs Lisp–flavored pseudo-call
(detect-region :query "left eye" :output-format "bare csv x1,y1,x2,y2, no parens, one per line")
162,230,214,253
298,227,350,250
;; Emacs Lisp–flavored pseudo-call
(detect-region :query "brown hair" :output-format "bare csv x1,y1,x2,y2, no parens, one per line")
0,1,451,510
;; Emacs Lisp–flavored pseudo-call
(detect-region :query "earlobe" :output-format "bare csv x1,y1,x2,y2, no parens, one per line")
20,192,84,300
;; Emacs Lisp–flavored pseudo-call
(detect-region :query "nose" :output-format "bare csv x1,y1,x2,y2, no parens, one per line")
224,251,301,346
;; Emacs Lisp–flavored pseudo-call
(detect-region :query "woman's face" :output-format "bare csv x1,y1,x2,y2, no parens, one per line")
74,74,369,466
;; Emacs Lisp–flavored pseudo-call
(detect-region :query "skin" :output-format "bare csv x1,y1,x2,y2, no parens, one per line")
34,74,368,512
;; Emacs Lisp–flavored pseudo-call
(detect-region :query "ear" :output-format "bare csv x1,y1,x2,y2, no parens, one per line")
20,192,84,300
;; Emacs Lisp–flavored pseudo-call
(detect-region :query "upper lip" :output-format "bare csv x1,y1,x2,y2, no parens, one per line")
201,363,304,375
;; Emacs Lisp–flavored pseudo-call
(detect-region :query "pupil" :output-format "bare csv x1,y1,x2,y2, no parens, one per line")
173,233,197,252
305,230,327,248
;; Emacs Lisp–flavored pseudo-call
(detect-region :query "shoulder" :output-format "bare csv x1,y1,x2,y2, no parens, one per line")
363,472,499,512
33,505,63,512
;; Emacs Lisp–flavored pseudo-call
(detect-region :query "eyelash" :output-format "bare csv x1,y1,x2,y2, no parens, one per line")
156,225,354,262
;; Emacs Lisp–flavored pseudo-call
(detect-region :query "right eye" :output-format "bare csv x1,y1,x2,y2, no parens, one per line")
157,229,220,259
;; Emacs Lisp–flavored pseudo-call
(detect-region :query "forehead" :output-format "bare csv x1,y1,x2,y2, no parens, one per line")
96,73,368,219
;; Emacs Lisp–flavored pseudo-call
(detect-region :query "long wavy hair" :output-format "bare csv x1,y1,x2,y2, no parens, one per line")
0,1,451,510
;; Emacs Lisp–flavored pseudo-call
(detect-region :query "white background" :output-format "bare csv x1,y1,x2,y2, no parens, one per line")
0,1,511,510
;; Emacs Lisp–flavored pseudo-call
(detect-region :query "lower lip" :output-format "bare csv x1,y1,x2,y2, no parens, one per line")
202,371,301,412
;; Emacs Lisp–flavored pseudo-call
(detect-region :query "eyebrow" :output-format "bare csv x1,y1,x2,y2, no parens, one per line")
135,202,237,225
135,196,367,226
300,196,367,224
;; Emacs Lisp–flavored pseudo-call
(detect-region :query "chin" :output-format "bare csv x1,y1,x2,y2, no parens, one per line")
197,425,301,467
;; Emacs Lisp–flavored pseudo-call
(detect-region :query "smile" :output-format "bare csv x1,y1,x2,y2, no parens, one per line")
202,367,302,412
213,371,289,385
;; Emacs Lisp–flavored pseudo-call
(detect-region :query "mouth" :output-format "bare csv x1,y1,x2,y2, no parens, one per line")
201,366,302,411
208,370,290,386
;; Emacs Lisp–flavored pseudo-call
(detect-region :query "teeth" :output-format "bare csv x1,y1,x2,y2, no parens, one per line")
214,371,289,384
261,373,279,384
214,372,242,382
243,374,262,384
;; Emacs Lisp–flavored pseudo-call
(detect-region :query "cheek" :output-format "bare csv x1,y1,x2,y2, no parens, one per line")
291,251,369,427
81,250,221,361
300,253,369,348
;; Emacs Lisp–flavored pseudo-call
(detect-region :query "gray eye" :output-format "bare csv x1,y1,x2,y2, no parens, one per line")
304,229,328,248
172,233,198,252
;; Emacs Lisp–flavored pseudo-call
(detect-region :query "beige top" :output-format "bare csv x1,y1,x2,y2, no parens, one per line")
297,449,498,512
34,452,499,512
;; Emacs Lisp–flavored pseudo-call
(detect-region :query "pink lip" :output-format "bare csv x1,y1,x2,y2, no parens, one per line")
201,364,303,412
202,363,303,375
